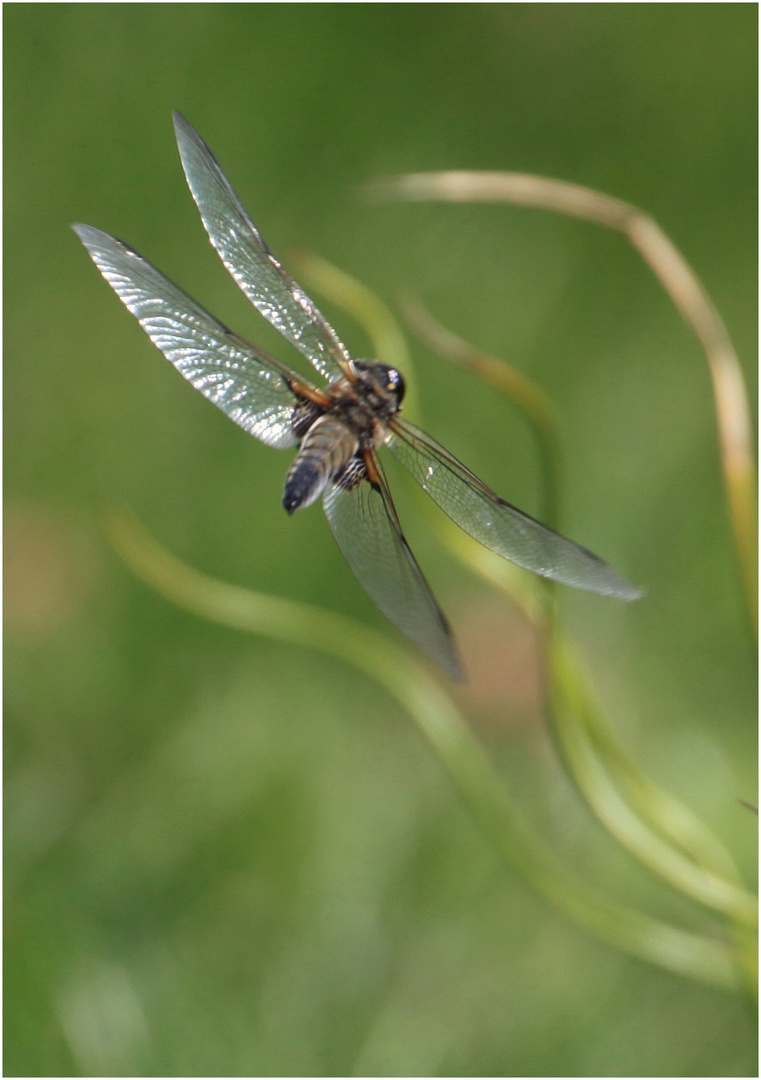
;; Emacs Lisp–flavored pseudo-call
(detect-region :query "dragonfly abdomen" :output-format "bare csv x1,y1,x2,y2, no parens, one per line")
283,415,359,514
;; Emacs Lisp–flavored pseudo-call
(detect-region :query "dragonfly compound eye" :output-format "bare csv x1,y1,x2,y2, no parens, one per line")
386,367,405,403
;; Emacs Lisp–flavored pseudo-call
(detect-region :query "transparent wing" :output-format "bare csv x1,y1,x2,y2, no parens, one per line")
73,224,303,449
173,112,350,383
387,419,641,599
322,458,462,680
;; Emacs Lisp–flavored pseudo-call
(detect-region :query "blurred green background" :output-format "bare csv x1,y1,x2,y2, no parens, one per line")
5,4,756,1076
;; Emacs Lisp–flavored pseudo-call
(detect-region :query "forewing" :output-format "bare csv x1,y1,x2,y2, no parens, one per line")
322,459,462,680
173,112,350,382
74,224,302,449
388,419,640,599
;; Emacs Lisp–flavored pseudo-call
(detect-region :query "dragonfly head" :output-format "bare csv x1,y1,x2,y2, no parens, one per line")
353,360,406,410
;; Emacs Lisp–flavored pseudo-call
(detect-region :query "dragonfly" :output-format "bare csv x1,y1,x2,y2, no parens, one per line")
74,112,639,680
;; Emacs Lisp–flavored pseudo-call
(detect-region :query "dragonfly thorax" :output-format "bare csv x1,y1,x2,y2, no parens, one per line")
316,358,403,423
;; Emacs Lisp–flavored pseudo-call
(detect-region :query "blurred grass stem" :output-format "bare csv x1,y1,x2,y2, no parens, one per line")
549,635,756,926
385,299,753,928
106,511,742,990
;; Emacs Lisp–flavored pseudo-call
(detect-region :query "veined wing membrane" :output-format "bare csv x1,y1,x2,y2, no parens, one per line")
388,419,641,599
74,224,302,449
173,112,349,383
322,459,462,680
